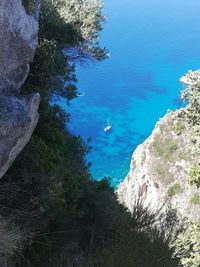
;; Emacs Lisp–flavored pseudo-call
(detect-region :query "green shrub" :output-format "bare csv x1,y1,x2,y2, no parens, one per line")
173,120,185,135
167,183,183,197
173,223,200,267
151,137,177,161
188,164,200,188
155,162,172,185
190,193,200,205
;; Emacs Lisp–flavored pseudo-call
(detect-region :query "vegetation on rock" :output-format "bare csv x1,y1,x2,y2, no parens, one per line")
190,193,200,205
173,120,185,136
189,163,200,188
151,136,177,161
173,223,200,267
181,83,200,188
167,182,183,197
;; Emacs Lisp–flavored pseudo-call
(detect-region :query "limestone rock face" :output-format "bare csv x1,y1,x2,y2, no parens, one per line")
0,94,40,178
118,110,200,222
0,0,38,94
0,0,40,178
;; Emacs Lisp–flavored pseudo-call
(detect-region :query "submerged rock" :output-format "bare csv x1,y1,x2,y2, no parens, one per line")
0,0,40,178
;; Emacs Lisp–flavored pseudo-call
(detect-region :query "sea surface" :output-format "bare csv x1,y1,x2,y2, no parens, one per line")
64,0,200,187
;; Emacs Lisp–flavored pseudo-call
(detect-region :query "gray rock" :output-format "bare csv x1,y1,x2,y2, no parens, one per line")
0,93,40,178
0,0,40,178
0,0,38,93
118,110,200,222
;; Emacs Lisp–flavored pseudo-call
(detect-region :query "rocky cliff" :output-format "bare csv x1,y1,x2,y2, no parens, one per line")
0,0,40,179
118,109,200,222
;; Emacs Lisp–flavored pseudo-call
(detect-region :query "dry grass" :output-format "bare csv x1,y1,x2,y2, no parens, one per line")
0,220,23,266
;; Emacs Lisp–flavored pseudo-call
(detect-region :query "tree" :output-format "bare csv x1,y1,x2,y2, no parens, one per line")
60,0,108,61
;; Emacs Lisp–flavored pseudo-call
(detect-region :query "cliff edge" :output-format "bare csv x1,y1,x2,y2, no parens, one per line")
118,109,200,222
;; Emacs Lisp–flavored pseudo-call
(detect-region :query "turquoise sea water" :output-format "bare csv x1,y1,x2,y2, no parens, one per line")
64,0,200,187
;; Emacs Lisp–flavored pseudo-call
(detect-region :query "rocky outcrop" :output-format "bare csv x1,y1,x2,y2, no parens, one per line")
118,110,200,222
0,0,40,178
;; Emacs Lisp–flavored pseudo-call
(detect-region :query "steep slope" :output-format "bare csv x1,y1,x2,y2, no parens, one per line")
118,109,200,222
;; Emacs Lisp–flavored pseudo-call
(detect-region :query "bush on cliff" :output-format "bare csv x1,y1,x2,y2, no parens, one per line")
173,222,200,267
189,163,200,188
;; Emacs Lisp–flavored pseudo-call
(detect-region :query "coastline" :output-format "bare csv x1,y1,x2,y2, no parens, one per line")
180,69,200,85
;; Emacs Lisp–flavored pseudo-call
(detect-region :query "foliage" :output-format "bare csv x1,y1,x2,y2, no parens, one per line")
12,178,180,267
151,137,177,161
180,82,200,194
173,223,200,267
181,83,200,154
171,83,200,267
60,0,108,61
188,164,200,188
78,199,180,267
181,83,200,127
173,120,185,135
190,193,200,205
62,0,105,42
38,0,107,63
167,183,183,197
155,161,172,185
22,0,107,63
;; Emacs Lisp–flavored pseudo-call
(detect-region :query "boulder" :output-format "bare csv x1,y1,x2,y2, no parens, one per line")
0,0,40,178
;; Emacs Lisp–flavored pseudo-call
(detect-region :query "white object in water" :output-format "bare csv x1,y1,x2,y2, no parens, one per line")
77,92,85,97
104,122,112,132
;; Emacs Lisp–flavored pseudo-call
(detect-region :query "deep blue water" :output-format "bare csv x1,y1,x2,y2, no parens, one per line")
64,0,200,187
